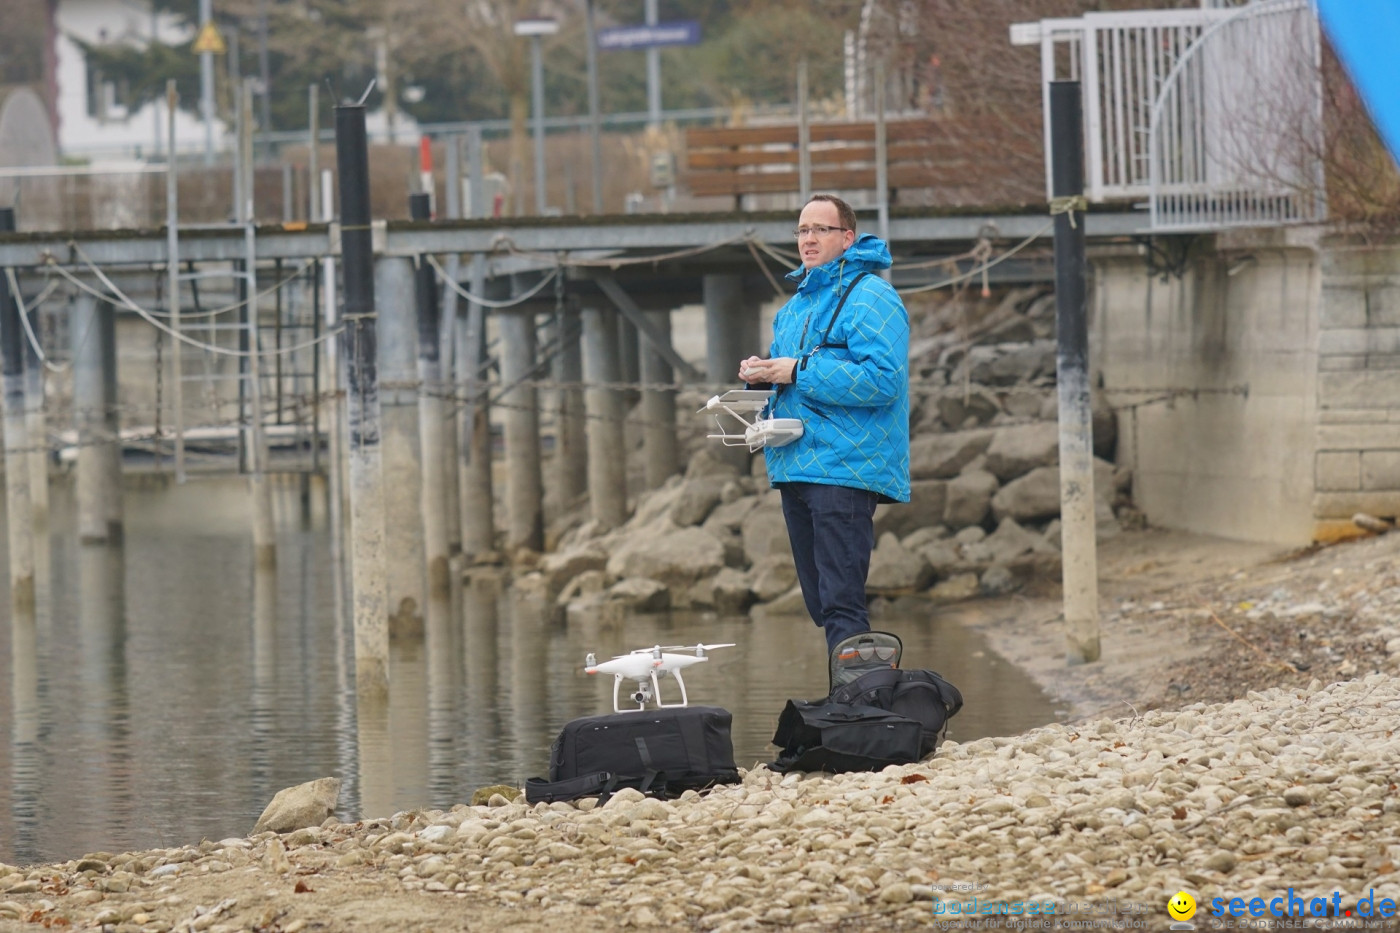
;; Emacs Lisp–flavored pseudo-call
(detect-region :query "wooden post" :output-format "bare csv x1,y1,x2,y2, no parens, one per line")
0,207,34,611
582,305,628,531
1050,80,1101,665
410,192,450,601
335,102,390,696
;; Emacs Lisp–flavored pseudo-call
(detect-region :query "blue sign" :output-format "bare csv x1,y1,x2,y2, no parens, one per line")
1317,0,1400,166
597,21,701,51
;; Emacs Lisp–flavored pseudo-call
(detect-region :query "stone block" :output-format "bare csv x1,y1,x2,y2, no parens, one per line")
1319,286,1367,329
1315,451,1360,492
1320,371,1400,410
1361,450,1400,491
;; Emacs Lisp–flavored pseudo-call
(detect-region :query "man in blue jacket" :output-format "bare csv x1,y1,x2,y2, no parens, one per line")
739,194,911,658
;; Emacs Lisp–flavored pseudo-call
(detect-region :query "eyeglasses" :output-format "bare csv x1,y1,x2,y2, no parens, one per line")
792,224,849,239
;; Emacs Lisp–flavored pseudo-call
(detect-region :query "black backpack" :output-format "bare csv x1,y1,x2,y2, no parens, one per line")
829,668,964,757
525,705,739,804
768,668,964,774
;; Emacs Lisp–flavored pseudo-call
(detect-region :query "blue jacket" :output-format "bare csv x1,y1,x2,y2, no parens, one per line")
762,233,910,503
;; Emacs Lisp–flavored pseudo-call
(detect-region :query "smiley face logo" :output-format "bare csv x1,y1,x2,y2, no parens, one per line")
1168,891,1197,922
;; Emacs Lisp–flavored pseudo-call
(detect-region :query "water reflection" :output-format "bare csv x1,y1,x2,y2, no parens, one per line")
0,478,1058,865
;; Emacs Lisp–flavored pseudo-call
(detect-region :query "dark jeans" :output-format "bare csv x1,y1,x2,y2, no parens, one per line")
779,482,879,655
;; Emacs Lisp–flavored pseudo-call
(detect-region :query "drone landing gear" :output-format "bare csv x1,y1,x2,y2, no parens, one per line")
613,669,692,713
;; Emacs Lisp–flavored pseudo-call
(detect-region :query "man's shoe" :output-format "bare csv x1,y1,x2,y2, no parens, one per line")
829,631,903,693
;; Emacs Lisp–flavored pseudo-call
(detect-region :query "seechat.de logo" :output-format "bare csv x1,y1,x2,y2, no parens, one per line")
1168,891,1198,930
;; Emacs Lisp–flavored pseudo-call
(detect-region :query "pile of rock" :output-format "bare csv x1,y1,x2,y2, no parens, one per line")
518,287,1133,621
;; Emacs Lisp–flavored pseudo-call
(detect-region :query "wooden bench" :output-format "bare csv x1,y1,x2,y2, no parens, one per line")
683,120,967,204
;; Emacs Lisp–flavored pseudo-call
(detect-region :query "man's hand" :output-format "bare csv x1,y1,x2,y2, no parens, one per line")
738,356,798,385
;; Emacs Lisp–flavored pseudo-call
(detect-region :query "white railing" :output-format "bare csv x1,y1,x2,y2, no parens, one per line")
1013,0,1325,231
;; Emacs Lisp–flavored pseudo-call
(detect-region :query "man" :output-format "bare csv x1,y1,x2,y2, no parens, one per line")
739,194,911,661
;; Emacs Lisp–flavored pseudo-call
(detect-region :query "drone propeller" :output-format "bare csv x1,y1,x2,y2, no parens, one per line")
655,642,736,657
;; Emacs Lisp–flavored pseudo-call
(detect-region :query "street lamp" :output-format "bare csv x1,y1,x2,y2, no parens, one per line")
514,17,558,216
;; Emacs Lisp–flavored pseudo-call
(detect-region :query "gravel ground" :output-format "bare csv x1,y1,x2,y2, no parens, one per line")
3,529,1399,933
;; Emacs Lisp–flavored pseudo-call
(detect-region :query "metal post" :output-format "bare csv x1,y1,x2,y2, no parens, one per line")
552,301,587,508
308,85,320,223
98,300,123,543
233,80,246,224
376,254,426,637
440,136,462,558
499,294,544,552
585,0,604,213
335,102,390,696
21,280,47,536
244,220,275,570
797,59,811,201
459,127,496,558
410,193,450,600
320,167,346,601
703,273,753,471
72,294,105,545
0,208,34,611
530,35,547,215
257,0,272,158
1050,80,1101,665
200,0,214,164
645,0,661,129
582,305,627,531
640,307,678,489
166,79,185,484
874,61,891,283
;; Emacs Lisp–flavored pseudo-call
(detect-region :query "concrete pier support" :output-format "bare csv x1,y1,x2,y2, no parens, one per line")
582,305,628,531
410,194,450,602
22,319,47,534
703,273,759,471
640,307,679,489
457,262,496,559
498,299,544,552
376,256,426,637
551,303,587,514
73,296,123,545
0,214,34,610
617,311,641,409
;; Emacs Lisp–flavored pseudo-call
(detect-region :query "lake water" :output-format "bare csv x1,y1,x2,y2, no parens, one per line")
0,477,1060,865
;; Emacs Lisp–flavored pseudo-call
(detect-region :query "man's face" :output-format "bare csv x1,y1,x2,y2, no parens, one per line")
797,200,856,270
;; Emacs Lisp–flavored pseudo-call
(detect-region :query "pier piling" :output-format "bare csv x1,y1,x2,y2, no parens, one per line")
582,304,628,531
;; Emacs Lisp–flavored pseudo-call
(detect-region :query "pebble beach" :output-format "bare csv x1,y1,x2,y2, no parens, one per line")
2,670,1398,932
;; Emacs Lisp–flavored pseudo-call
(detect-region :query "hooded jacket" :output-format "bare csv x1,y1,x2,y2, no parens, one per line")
762,233,910,503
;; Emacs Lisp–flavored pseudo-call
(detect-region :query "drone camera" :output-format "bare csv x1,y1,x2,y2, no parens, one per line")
631,690,648,704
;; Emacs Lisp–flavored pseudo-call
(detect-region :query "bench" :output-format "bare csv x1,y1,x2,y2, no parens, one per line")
683,120,967,205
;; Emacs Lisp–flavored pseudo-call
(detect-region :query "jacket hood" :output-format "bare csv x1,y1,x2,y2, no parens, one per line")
786,232,892,283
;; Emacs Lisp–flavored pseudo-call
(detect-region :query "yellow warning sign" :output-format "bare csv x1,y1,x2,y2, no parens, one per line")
192,21,226,55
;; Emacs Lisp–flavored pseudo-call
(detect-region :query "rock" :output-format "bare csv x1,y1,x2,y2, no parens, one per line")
901,526,950,552
603,577,670,612
936,386,1000,428
916,540,976,578
991,466,1061,523
740,497,792,563
751,554,799,602
910,429,994,480
470,785,521,807
965,340,1057,386
706,567,757,615
980,564,1019,596
982,517,1056,566
671,480,725,527
1204,852,1236,874
685,447,743,481
867,533,935,594
539,547,608,602
606,524,725,589
929,573,980,602
984,422,1061,481
944,470,999,529
755,584,809,616
555,570,608,610
702,496,759,535
874,480,948,539
252,778,341,835
1092,391,1117,460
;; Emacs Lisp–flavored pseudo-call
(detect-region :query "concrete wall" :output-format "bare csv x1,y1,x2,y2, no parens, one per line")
1313,242,1400,535
1092,244,1321,545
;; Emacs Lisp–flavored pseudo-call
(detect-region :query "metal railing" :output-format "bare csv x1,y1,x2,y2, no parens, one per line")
1013,0,1325,231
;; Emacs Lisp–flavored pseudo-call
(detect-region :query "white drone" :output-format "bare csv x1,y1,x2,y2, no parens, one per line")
584,643,735,713
699,389,803,452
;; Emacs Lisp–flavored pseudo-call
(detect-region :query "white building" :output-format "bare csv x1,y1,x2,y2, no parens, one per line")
55,0,218,161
